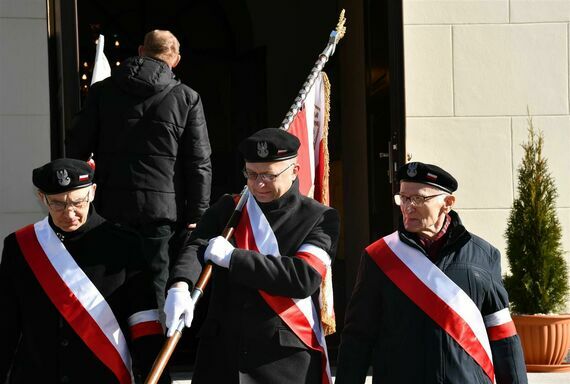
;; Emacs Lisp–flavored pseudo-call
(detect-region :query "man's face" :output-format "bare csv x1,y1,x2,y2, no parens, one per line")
398,181,454,237
40,185,96,232
245,159,299,203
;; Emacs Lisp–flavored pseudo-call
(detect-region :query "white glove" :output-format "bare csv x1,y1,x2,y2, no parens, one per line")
164,287,195,337
204,236,235,269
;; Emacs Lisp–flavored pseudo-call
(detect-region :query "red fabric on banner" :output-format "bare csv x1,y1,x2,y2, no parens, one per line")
15,225,132,384
314,139,327,204
287,107,313,196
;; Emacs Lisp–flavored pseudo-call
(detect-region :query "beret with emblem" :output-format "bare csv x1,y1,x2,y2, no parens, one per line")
238,128,300,163
33,158,95,195
397,162,458,193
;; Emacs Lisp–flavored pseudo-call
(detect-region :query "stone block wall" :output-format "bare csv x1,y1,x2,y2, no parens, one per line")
403,0,570,308
0,0,50,254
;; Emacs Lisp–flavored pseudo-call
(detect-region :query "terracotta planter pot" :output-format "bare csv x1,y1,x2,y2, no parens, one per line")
512,314,570,372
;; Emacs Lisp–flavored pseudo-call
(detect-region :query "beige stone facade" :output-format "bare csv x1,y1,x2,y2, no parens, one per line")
403,0,570,307
0,0,50,253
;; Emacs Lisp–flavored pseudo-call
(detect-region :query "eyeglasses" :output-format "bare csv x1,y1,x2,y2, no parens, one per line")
394,193,447,207
45,191,91,212
242,163,295,183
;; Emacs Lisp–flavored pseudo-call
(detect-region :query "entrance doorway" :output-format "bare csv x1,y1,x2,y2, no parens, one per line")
366,0,406,238
48,0,405,367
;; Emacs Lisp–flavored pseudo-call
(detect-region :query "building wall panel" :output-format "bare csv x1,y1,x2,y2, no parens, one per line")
454,23,568,116
403,0,509,25
404,25,454,116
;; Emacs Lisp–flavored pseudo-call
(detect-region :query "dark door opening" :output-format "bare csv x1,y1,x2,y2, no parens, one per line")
365,0,406,240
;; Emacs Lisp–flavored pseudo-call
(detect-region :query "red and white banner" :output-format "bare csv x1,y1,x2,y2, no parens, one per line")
15,218,133,384
287,71,330,205
366,231,496,383
233,196,332,384
286,71,335,335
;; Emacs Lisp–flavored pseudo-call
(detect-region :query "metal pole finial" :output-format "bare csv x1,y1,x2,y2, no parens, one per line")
335,9,347,42
279,10,347,131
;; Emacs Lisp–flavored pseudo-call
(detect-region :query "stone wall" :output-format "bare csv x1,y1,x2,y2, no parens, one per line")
0,0,50,254
403,1,570,309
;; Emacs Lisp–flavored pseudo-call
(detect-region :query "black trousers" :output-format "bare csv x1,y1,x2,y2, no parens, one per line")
134,223,189,317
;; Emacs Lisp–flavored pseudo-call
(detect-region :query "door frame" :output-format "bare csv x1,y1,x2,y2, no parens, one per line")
47,0,81,159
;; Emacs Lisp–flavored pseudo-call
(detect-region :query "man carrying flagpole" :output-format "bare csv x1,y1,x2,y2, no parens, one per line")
165,128,340,383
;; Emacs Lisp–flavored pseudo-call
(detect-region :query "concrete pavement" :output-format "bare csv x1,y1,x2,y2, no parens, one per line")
171,371,570,383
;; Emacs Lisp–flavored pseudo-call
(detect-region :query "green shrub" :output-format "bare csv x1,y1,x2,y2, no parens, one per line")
504,117,569,314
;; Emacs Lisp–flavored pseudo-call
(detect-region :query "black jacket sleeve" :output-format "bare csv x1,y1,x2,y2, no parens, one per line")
335,251,381,384
180,94,212,224
229,208,339,298
0,236,22,383
169,195,235,289
484,249,528,384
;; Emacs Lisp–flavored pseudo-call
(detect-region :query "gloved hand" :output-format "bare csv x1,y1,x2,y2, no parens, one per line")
164,287,195,337
204,236,235,269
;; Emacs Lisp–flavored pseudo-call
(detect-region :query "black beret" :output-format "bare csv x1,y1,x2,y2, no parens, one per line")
33,158,94,195
238,128,300,163
397,162,458,193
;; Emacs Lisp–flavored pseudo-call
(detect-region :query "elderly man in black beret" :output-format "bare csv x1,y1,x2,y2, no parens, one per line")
0,158,170,384
335,161,527,384
165,128,340,384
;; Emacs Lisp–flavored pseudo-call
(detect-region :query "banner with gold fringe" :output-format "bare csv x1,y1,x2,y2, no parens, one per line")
287,71,335,335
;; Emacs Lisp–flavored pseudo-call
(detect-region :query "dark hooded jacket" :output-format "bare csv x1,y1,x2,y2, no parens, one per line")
67,56,211,226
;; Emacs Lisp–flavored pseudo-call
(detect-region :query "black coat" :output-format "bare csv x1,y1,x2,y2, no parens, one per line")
0,210,169,384
170,181,340,384
67,56,212,226
335,211,527,384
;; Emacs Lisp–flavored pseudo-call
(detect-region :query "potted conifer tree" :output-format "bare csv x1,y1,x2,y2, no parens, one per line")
504,116,570,372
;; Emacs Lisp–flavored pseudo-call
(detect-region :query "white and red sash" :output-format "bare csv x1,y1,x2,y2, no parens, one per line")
15,217,134,384
127,309,163,340
367,231,505,383
233,196,332,384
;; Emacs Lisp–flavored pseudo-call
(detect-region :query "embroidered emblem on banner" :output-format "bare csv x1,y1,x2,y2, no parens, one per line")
56,169,71,186
257,141,269,158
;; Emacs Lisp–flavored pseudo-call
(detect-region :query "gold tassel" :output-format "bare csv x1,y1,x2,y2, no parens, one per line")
320,264,336,336
319,72,335,336
320,72,331,206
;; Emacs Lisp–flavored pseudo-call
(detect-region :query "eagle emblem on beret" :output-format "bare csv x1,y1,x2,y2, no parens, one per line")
56,169,71,186
407,162,418,177
257,141,269,158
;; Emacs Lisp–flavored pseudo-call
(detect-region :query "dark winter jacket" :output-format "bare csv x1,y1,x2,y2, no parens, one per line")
169,180,340,384
67,56,211,226
0,209,169,383
336,211,528,384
